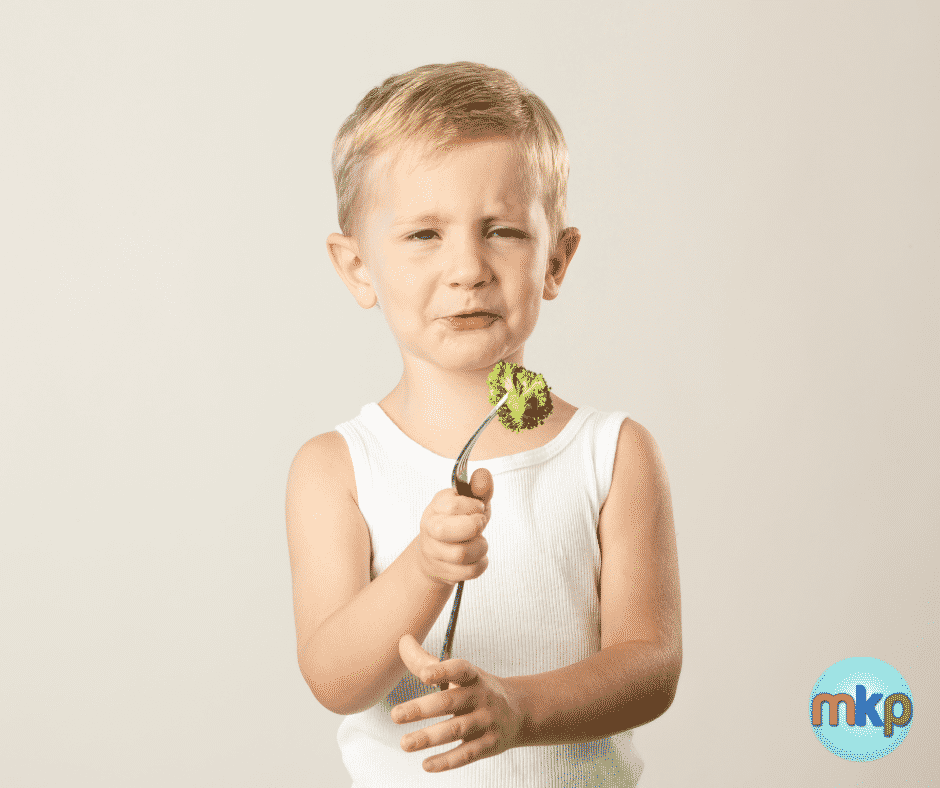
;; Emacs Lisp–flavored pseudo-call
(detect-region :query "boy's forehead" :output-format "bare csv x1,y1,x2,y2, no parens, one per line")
366,136,541,217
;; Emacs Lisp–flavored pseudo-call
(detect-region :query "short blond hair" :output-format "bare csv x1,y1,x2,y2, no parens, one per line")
332,62,569,242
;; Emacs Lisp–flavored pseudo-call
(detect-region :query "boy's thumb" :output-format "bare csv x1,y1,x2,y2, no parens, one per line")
468,467,493,504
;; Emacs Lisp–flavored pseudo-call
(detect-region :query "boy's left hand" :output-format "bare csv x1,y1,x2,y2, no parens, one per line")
392,633,526,773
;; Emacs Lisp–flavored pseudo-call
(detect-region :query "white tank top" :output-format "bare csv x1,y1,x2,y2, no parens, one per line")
333,403,644,787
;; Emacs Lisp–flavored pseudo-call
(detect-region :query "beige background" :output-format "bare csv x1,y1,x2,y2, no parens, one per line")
2,1,937,785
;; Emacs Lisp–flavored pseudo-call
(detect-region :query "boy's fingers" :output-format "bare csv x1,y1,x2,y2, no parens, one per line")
468,468,493,504
439,658,479,687
398,633,438,680
398,636,480,688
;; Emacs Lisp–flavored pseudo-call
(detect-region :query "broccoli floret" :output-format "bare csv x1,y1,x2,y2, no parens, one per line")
487,360,553,433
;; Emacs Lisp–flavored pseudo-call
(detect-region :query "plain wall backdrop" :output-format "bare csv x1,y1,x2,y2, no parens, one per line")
2,1,937,785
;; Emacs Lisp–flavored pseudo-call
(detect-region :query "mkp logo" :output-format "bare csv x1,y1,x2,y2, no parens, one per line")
809,657,914,761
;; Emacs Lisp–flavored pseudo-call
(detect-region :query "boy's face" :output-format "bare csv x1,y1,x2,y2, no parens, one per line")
332,136,576,376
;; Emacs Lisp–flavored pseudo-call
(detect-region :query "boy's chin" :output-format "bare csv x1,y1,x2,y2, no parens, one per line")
409,345,510,374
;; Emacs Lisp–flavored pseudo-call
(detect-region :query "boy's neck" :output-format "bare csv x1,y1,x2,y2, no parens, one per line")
377,360,576,461
382,367,498,446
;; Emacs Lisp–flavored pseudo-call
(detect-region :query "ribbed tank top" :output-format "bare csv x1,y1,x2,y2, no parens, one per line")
333,402,644,787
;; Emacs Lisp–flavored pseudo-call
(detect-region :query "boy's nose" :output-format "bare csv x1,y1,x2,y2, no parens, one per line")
448,271,493,289
445,238,493,289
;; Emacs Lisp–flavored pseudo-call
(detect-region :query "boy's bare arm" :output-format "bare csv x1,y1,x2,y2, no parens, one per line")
286,432,491,716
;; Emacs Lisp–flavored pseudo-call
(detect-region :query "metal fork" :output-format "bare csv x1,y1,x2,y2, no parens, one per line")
435,391,509,691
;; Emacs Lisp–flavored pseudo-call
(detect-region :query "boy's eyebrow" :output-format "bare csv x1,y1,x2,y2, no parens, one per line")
392,210,526,228
392,213,447,228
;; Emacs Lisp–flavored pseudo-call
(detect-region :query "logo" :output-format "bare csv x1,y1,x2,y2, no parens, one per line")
809,657,913,761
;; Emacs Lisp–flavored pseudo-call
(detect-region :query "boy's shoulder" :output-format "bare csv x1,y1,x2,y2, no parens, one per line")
605,416,669,510
610,414,661,464
288,430,358,505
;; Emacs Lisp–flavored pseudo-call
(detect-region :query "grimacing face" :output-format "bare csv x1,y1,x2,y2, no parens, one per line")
330,135,577,376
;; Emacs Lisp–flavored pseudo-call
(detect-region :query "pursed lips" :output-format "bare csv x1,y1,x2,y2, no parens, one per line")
445,310,501,318
442,311,501,329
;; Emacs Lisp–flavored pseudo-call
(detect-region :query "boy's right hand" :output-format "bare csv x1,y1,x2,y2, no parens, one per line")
416,468,493,588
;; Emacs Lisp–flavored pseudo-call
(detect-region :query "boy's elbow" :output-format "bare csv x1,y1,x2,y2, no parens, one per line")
633,671,680,728
311,683,355,716
300,663,357,715
628,642,681,726
653,644,682,718
298,636,342,714
297,653,378,716
657,672,680,718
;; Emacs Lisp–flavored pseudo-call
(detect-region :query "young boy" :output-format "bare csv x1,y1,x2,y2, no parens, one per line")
286,62,681,786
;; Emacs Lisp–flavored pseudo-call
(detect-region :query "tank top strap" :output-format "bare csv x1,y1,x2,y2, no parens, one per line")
585,409,631,511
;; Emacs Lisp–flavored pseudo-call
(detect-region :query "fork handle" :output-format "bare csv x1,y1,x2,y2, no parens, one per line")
437,479,474,690
436,395,507,692
437,580,464,691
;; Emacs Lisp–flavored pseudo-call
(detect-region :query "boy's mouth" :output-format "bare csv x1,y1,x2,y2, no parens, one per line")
445,312,500,329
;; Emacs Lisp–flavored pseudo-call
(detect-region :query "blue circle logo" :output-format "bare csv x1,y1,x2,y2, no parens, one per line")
809,657,913,761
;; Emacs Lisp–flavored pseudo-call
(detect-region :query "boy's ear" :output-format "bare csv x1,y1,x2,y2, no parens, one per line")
327,233,378,309
543,227,581,300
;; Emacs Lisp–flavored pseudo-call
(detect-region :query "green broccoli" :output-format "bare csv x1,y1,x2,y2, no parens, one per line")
487,360,553,433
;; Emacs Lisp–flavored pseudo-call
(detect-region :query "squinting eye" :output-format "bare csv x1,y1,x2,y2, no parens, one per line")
409,230,438,241
488,227,528,239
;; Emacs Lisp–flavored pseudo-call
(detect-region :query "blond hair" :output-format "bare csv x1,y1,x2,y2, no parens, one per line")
332,62,569,242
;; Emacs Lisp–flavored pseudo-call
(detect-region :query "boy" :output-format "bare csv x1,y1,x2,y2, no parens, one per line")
286,62,681,786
